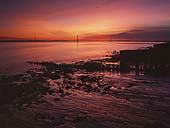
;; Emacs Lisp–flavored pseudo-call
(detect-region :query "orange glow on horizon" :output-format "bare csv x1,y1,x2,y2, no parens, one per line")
0,1,170,41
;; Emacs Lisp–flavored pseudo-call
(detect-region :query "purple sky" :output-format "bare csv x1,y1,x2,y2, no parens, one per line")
0,0,170,40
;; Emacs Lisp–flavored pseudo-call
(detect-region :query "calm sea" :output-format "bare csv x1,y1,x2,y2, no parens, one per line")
0,41,161,74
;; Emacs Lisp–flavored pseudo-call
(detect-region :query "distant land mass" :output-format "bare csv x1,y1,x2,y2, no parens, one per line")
1,28,170,42
0,39,169,43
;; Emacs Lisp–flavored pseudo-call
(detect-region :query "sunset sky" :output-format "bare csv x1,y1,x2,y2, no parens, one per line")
0,0,170,41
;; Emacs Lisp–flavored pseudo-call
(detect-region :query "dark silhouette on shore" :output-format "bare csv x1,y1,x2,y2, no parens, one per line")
110,42,170,75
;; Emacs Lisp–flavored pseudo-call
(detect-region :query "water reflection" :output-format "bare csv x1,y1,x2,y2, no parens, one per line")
0,41,156,74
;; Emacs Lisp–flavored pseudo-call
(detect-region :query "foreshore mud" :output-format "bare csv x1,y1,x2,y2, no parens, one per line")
0,57,170,128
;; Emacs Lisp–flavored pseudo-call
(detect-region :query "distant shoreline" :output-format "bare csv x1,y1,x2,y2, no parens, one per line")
0,39,169,43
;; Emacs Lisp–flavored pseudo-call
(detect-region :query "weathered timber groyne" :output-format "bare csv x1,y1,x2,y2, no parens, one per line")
119,42,170,75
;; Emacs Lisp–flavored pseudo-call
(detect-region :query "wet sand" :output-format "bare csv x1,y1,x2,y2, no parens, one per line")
0,59,170,128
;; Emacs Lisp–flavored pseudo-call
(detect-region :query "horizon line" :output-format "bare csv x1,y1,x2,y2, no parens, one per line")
0,39,170,43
